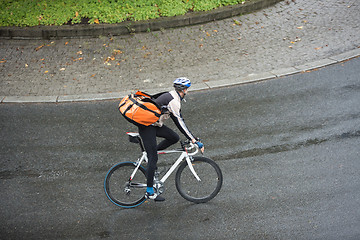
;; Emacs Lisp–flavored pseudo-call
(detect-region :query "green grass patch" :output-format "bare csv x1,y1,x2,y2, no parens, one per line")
0,0,246,27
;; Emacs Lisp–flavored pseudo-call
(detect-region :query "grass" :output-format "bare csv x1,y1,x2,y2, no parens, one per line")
0,0,246,27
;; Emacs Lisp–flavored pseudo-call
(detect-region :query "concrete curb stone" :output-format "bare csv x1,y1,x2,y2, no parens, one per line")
294,58,338,72
329,48,360,62
0,0,282,40
270,67,300,77
2,95,58,103
57,92,127,103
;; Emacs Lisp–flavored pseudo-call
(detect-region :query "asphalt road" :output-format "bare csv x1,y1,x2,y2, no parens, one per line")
1,57,359,239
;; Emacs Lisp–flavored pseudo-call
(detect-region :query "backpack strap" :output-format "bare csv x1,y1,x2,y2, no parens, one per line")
151,91,168,99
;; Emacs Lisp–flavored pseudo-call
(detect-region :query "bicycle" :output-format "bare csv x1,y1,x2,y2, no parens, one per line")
104,132,223,208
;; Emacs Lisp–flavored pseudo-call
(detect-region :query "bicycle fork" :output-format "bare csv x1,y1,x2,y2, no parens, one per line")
185,156,201,181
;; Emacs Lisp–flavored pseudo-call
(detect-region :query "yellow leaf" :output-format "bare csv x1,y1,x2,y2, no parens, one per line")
35,45,44,51
297,26,303,29
113,49,123,55
94,19,99,24
44,70,49,73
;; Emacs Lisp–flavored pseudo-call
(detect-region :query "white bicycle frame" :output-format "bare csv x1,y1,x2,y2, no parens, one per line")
130,143,201,184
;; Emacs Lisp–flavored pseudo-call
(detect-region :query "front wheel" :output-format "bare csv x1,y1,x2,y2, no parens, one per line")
175,157,223,203
104,162,147,208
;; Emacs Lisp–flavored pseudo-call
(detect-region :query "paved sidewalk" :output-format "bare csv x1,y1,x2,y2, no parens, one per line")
1,0,359,103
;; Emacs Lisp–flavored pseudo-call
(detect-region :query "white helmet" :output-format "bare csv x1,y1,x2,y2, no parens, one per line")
173,77,191,91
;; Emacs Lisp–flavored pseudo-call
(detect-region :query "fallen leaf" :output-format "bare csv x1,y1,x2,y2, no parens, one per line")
0,60,6,63
60,68,66,71
206,32,211,37
94,19,99,24
297,26,303,29
44,70,49,73
113,49,122,55
25,64,29,67
233,19,242,26
77,51,83,55
315,47,322,50
213,30,218,32
90,74,96,77
65,42,69,45
35,45,45,51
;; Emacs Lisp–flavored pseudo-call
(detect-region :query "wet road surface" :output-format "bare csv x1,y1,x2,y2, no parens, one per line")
1,58,359,239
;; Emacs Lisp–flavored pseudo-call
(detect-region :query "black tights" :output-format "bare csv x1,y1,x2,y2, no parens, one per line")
138,125,180,187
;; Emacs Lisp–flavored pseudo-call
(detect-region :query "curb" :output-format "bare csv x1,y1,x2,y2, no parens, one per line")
0,0,282,40
1,48,359,104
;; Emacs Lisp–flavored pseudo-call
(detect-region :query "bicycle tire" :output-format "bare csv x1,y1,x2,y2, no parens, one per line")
175,156,223,203
104,162,147,208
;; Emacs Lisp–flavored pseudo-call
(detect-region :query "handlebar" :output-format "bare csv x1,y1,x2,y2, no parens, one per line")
180,140,202,155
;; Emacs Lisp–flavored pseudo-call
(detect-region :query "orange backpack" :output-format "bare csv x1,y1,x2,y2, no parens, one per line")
119,91,162,127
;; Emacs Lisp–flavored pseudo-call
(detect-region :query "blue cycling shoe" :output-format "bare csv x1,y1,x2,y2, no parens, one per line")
145,192,165,202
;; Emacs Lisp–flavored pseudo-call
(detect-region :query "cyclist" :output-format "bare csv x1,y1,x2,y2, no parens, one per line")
139,77,204,202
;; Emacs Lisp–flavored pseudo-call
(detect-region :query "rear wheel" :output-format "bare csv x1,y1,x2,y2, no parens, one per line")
175,157,222,203
104,162,147,208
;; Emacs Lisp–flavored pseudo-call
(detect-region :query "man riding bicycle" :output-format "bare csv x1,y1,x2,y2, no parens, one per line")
139,77,204,202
